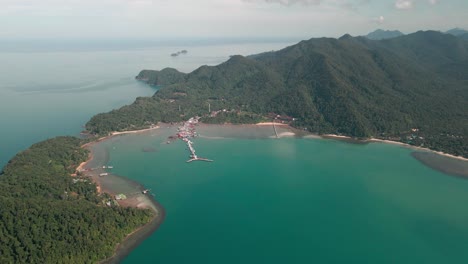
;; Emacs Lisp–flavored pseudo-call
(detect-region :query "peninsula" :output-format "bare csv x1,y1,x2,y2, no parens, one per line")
0,136,159,263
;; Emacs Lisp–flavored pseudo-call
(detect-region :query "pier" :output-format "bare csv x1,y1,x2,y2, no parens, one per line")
273,123,279,138
177,117,213,163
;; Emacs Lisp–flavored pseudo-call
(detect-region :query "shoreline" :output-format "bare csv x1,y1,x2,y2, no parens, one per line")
101,195,165,264
255,122,289,126
77,126,165,264
95,126,160,142
322,134,468,162
368,138,468,162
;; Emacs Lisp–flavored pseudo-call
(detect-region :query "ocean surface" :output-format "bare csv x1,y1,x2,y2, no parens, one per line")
2,40,468,263
100,128,468,264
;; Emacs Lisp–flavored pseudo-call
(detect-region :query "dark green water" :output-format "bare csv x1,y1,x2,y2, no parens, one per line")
104,131,468,263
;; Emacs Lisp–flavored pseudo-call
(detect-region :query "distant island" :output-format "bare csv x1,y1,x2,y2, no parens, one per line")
170,50,188,57
365,29,404,40
87,30,468,158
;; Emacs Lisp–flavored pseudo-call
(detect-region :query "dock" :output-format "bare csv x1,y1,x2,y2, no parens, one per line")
187,158,214,163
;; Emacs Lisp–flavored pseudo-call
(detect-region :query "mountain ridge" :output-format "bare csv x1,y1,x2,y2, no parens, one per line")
89,30,468,157
446,27,468,36
365,29,404,40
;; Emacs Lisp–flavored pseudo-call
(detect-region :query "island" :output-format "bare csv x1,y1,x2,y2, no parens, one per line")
170,50,188,57
1,30,467,263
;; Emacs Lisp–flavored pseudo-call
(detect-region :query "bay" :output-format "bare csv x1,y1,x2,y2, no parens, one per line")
101,128,468,264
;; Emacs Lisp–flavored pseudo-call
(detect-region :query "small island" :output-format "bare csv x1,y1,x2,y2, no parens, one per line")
170,50,188,57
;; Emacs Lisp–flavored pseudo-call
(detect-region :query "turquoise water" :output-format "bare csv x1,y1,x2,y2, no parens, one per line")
106,131,468,263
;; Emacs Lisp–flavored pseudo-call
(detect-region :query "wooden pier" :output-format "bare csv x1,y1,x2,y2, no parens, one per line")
187,157,214,163
177,117,214,163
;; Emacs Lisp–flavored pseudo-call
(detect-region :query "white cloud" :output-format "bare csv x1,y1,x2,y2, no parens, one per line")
395,0,413,9
372,15,385,24
242,0,322,6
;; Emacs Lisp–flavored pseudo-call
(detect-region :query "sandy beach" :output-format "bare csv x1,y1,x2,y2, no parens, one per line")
94,126,160,142
320,134,468,162
256,122,289,126
110,126,160,136
368,138,468,162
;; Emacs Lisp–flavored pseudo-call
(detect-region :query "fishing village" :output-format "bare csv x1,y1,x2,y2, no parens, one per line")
75,116,213,205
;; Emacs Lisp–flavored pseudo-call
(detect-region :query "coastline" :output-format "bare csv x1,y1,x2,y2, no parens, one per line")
96,126,160,142
368,138,468,162
77,126,165,264
255,122,289,126
322,134,468,162
101,195,165,264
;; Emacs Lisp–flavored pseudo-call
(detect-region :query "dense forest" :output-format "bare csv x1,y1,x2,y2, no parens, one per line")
86,31,468,157
0,137,153,263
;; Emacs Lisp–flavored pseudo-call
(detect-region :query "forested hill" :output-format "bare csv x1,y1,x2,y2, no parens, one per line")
0,137,153,263
88,31,468,157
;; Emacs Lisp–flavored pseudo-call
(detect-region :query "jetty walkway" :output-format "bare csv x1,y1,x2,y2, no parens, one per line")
177,117,213,163
273,123,279,138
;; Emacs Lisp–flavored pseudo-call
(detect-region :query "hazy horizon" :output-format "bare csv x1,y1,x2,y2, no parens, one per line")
0,27,464,53
1,0,467,41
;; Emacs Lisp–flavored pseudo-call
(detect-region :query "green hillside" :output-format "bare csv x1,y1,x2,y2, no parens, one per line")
87,31,468,157
0,137,153,263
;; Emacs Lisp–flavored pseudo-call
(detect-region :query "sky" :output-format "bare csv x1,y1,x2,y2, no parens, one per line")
1,0,467,40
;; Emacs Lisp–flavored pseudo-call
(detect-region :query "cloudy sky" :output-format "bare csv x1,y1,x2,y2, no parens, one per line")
1,0,467,39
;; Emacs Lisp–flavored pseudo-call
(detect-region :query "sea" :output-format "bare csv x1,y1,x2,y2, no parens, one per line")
2,39,468,264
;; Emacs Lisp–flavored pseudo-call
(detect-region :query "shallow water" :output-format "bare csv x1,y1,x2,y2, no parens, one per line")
99,127,468,264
